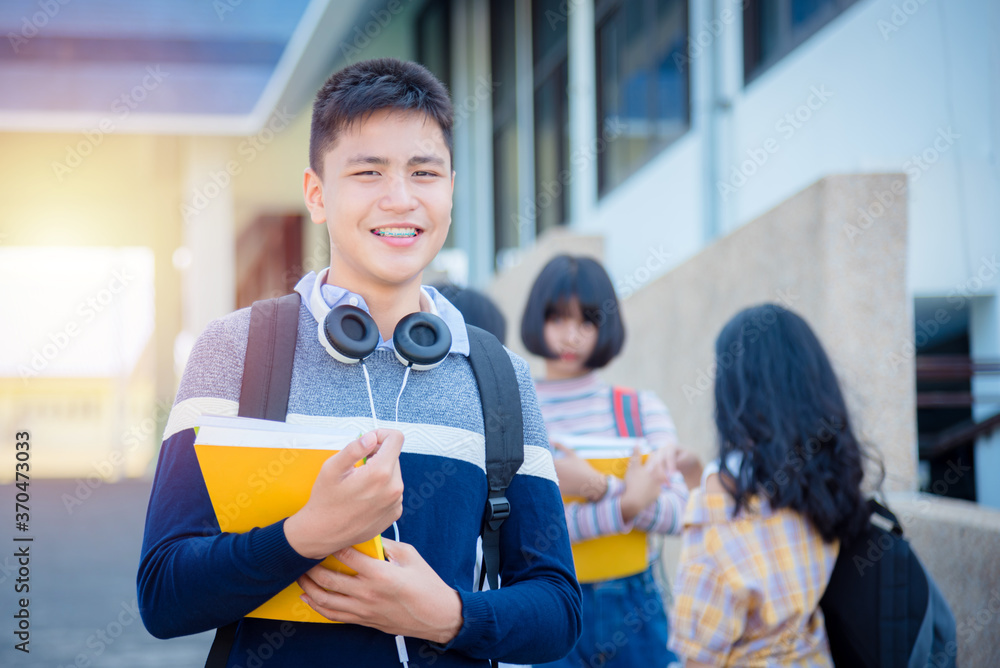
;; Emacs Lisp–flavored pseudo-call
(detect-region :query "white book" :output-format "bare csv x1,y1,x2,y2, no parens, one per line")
194,414,357,450
548,433,651,459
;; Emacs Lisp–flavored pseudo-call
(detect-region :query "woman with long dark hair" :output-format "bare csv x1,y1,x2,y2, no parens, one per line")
669,303,870,667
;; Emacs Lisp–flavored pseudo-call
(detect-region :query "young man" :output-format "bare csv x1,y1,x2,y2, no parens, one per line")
138,59,581,666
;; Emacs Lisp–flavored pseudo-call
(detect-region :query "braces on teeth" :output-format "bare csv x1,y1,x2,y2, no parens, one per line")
376,229,417,237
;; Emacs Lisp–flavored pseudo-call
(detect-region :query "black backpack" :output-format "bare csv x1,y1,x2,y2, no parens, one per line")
206,293,524,667
820,498,957,668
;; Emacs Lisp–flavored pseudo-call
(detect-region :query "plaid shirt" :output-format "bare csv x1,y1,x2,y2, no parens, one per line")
669,488,838,667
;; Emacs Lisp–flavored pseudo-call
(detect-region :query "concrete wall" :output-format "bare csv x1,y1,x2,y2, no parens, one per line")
576,0,999,301
607,173,916,492
888,492,1000,668
489,173,1000,664
496,174,917,490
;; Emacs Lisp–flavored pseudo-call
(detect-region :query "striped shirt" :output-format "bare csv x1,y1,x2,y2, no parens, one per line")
669,488,838,667
534,372,688,543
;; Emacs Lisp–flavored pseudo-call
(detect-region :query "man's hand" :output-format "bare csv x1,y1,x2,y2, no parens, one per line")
620,444,671,523
297,539,464,644
284,429,405,560
552,442,607,501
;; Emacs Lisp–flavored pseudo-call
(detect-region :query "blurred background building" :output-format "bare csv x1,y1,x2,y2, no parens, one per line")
0,0,998,663
1,0,996,504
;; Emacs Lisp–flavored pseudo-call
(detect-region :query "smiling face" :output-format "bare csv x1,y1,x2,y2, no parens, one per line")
542,297,599,380
303,108,455,295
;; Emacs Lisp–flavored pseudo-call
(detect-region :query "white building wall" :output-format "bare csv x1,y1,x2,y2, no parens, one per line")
575,0,999,302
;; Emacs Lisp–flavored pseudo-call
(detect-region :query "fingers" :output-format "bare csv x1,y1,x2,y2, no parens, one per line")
333,545,388,574
379,538,416,565
301,563,351,592
298,571,355,618
630,443,643,467
369,429,405,464
327,431,380,476
665,448,679,473
552,441,572,456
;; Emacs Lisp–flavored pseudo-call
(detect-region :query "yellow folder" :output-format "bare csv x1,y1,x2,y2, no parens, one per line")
193,415,385,624
555,435,650,584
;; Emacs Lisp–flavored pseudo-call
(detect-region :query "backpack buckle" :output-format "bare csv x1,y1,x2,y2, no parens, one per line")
486,496,510,530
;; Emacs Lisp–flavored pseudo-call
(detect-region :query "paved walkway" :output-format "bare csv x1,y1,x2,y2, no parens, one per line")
1,479,214,667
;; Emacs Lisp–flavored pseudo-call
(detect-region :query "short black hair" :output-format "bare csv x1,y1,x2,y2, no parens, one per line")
713,304,873,544
309,58,454,177
520,255,625,369
435,283,507,345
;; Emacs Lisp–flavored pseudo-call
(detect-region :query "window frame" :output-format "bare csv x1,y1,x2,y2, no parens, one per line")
594,0,691,197
743,0,861,85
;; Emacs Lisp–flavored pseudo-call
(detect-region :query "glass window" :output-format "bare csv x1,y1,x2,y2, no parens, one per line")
491,0,520,257
416,0,452,92
596,0,689,195
532,0,570,234
743,0,860,84
416,0,453,247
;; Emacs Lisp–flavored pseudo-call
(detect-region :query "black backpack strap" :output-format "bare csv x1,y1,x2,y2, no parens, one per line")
237,293,302,421
466,326,524,594
206,293,301,668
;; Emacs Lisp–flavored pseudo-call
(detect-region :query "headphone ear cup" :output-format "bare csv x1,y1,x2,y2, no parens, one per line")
319,305,380,364
393,312,452,370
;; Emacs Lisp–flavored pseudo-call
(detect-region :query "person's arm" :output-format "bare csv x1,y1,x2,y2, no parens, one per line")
629,470,688,535
440,354,582,664
296,539,464,643
137,422,322,638
552,442,636,543
262,352,582,663
137,315,405,639
627,391,698,535
668,489,746,666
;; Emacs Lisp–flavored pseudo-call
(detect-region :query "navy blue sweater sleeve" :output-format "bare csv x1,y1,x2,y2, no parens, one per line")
137,428,321,638
136,315,321,639
431,354,582,664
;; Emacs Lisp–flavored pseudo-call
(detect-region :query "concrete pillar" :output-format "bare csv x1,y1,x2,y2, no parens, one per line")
174,137,236,375
567,0,597,225
515,0,536,249
450,0,494,287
